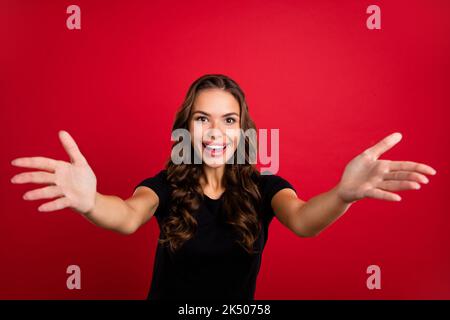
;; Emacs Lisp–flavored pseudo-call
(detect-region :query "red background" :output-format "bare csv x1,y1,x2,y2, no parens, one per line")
1,0,449,299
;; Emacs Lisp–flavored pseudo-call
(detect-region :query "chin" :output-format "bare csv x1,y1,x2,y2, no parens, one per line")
203,162,226,169
202,154,234,168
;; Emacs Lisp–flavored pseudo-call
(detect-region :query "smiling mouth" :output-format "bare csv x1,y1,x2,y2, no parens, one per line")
202,142,229,157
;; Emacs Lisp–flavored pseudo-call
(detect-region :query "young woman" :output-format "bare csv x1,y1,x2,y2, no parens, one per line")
10,74,437,300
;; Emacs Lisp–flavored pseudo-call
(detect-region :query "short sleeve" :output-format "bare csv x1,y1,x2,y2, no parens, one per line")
134,169,170,220
259,171,297,221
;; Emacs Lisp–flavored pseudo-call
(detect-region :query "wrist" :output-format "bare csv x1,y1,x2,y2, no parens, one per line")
333,183,357,206
84,192,101,216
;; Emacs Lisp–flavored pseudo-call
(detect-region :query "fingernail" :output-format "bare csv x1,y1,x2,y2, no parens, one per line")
11,177,16,183
11,160,16,165
23,194,29,200
414,184,421,189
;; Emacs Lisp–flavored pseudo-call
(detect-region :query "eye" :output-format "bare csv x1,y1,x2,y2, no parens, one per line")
195,116,208,122
225,117,237,124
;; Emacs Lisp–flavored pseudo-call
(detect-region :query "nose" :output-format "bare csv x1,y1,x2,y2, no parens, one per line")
208,130,223,141
206,120,224,141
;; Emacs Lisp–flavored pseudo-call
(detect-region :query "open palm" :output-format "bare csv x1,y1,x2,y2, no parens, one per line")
11,130,97,214
336,132,437,203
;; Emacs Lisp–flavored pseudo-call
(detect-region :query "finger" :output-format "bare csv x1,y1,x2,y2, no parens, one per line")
11,171,55,185
388,161,437,176
23,185,64,201
38,196,71,212
58,130,87,164
383,171,429,184
362,132,402,160
11,157,59,172
364,188,402,201
378,180,421,192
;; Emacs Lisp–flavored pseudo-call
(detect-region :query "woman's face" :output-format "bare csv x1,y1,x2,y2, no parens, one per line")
189,88,241,169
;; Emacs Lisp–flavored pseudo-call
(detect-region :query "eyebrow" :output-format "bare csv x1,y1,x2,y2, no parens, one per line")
192,111,240,117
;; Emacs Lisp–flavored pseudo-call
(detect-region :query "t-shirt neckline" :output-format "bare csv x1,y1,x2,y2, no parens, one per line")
204,192,225,201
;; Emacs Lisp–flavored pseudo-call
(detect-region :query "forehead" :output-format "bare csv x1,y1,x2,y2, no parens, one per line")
192,88,240,116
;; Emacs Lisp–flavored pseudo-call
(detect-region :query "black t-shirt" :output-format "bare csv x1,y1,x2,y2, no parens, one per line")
134,169,296,300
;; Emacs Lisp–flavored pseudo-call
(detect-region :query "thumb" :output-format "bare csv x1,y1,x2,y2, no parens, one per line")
362,132,402,160
58,130,87,164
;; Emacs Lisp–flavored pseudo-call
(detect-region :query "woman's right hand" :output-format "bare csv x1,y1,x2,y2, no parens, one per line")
11,130,97,214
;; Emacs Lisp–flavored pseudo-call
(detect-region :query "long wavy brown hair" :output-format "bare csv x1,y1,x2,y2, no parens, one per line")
160,74,263,254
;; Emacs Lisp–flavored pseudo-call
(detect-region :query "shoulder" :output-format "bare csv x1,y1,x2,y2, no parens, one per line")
252,170,297,223
134,169,171,220
135,169,168,185
134,169,170,202
257,170,296,201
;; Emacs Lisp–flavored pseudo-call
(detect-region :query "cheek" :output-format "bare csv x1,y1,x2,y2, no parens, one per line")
232,126,242,144
189,121,204,144
233,134,240,147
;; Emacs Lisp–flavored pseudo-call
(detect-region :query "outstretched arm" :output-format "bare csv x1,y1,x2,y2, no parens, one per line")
272,186,351,237
272,132,437,238
11,130,159,235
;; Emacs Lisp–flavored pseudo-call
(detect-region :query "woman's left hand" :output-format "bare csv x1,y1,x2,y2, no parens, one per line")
336,132,437,204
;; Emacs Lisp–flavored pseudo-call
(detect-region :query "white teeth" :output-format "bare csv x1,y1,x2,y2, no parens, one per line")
205,145,225,150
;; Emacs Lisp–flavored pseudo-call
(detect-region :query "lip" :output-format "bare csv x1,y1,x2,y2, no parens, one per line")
202,142,230,157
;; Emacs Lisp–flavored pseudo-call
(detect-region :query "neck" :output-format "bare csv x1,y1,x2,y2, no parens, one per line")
201,165,225,195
